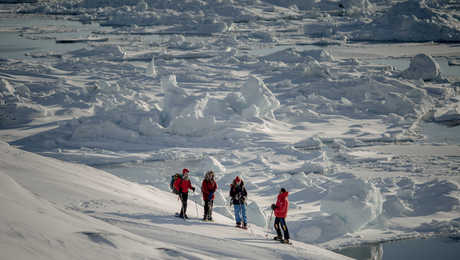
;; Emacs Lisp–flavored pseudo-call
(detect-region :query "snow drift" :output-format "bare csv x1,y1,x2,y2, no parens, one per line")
353,0,460,42
296,176,383,243
401,53,441,81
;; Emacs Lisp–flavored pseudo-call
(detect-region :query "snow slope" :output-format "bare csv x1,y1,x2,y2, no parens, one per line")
1,0,460,258
0,141,350,260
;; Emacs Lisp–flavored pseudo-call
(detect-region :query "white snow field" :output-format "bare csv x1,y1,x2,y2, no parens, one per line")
1,0,460,259
0,141,348,259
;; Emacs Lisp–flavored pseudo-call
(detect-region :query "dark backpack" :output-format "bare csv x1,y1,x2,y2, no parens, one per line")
170,174,182,194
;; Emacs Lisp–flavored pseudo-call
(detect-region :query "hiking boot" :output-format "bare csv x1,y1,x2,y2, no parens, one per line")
242,223,248,229
273,236,282,241
281,239,290,244
184,215,189,219
208,217,213,221
236,222,241,227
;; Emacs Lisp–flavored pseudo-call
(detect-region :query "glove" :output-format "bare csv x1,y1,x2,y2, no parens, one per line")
235,194,241,201
271,204,276,210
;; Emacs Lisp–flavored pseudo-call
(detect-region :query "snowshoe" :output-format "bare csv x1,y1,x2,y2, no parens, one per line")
175,213,186,219
280,239,292,245
203,216,213,221
235,223,247,229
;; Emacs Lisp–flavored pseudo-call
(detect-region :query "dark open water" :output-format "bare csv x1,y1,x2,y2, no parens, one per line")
334,236,460,260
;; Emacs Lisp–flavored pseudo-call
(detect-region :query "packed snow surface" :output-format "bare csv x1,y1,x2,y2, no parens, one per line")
1,0,460,259
0,141,348,260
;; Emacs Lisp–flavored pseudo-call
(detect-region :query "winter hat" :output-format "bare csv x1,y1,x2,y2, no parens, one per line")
206,171,214,179
182,168,190,174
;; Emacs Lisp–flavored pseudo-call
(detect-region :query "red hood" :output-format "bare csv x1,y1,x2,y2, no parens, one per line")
278,191,289,200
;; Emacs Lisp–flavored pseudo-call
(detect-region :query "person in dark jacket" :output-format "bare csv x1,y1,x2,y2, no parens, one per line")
271,188,290,244
201,170,217,221
229,176,248,229
173,168,195,219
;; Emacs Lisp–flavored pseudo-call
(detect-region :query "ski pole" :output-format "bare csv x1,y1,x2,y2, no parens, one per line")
193,191,199,218
266,209,274,238
210,199,214,220
266,197,277,238
195,196,199,218
177,194,181,215
228,197,235,222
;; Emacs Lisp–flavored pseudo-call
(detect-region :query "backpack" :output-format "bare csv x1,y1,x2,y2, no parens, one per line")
170,174,182,194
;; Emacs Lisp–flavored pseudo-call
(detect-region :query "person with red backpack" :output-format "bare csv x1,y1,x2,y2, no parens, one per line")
201,170,217,221
271,188,290,244
174,168,195,219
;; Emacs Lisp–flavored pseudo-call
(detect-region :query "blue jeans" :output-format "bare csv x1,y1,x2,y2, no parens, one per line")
234,204,247,224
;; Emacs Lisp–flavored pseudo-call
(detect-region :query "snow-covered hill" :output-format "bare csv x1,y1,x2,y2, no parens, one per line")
1,0,460,259
0,141,350,259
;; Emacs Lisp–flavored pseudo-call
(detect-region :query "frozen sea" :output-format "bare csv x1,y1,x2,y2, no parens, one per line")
1,1,460,259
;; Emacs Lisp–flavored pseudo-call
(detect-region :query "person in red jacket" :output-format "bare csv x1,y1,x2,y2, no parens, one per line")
174,168,195,219
271,188,290,244
201,170,217,221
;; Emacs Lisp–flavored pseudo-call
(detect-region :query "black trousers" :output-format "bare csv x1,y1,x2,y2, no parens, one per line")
203,199,214,219
179,192,188,216
274,217,290,240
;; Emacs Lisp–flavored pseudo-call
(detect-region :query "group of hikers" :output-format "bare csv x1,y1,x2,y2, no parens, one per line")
171,168,290,244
